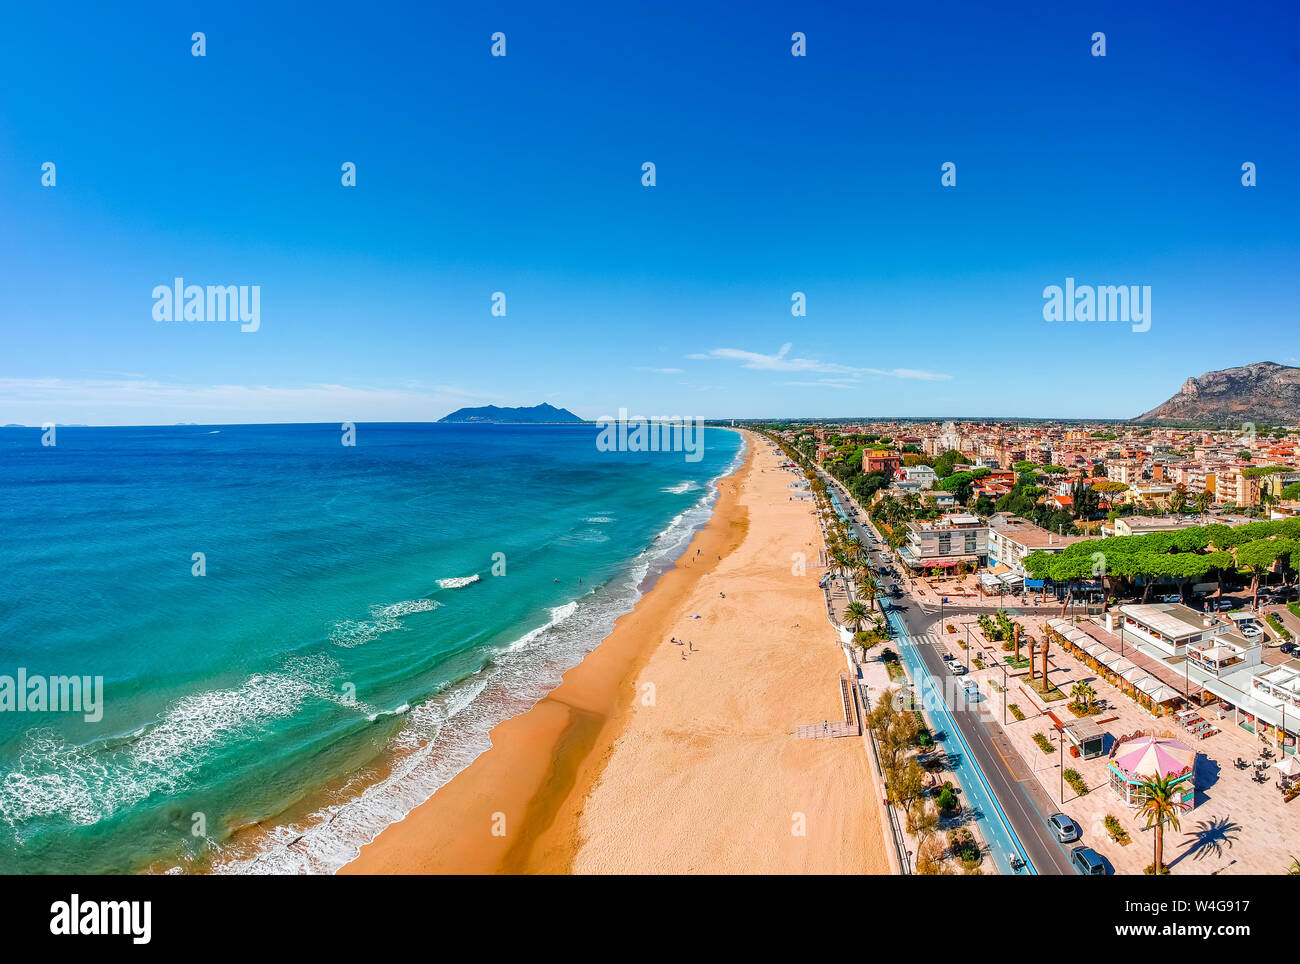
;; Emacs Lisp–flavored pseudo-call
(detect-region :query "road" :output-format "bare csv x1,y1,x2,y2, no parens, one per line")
819,469,1079,874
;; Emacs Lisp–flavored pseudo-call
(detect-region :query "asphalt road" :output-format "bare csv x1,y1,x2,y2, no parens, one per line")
820,470,1080,874
894,602,1080,875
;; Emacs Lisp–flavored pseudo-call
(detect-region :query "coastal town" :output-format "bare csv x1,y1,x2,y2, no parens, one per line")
758,420,1300,876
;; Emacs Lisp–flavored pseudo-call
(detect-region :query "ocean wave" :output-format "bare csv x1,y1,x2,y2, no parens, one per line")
662,480,700,494
436,575,480,590
0,655,345,834
585,516,613,523
329,598,441,648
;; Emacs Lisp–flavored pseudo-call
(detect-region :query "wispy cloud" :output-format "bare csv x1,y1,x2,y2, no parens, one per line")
635,366,685,374
691,343,951,382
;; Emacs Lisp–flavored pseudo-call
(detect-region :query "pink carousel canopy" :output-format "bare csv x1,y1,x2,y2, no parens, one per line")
1111,736,1194,780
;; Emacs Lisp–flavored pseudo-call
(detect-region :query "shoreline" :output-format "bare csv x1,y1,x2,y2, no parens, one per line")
341,432,753,874
345,429,887,874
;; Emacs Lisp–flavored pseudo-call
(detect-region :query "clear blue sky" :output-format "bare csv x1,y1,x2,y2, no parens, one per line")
2,0,1297,424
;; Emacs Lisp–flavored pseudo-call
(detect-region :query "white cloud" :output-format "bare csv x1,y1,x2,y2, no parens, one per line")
693,343,951,382
635,366,685,374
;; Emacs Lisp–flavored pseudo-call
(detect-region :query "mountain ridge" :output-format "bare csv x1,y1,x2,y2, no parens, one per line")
1134,361,1300,424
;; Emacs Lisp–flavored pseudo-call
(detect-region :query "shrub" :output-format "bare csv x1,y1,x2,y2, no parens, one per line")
948,827,980,863
1008,703,1025,721
1266,613,1292,642
1103,814,1131,844
1064,769,1089,796
936,785,958,813
1033,733,1054,754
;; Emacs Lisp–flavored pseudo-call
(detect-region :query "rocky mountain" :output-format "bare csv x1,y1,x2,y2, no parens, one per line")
437,403,585,424
1135,361,1300,424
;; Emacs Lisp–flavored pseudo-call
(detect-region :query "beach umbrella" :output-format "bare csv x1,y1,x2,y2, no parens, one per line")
1272,756,1300,777
1146,685,1181,703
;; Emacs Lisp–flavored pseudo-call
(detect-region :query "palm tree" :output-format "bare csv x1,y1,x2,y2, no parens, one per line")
1193,490,1212,517
856,576,878,609
1135,773,1191,874
1070,681,1096,711
844,601,869,633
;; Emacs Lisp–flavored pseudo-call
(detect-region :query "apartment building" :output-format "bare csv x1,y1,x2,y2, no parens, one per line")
986,514,1086,576
900,512,987,571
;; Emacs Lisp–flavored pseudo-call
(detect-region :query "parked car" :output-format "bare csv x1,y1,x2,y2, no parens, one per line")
1214,599,1233,611
1160,594,1181,604
1281,641,1297,655
1048,812,1080,843
1070,845,1107,875
1239,624,1263,639
949,663,966,676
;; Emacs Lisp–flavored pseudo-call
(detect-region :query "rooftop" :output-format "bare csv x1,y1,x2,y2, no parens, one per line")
988,516,1088,549
1120,603,1220,640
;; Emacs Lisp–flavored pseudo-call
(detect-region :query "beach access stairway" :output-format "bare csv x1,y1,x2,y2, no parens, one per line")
796,675,862,738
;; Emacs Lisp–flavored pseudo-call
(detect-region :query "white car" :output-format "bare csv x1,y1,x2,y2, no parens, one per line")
1239,624,1263,638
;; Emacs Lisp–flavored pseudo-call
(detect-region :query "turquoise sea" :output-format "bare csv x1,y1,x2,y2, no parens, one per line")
0,423,743,873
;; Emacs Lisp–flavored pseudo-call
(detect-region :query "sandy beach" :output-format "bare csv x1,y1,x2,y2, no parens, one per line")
344,431,887,874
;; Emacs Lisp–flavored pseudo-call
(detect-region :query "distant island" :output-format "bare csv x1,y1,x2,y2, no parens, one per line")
437,403,585,424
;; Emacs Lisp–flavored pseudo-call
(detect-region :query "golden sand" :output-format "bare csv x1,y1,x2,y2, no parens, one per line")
343,431,887,874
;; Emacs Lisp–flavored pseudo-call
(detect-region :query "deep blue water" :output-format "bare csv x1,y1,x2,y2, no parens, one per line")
0,422,742,873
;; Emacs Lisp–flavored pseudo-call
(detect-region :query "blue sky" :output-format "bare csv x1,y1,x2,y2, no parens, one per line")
1,0,1297,424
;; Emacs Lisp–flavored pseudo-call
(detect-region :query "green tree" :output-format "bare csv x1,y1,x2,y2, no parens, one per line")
844,601,870,633
1136,773,1190,875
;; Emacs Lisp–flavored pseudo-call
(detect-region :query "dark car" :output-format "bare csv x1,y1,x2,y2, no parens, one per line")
1048,812,1080,842
1281,641,1297,655
1070,846,1106,875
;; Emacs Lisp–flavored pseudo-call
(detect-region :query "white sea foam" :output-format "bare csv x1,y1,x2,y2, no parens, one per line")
329,598,441,648
436,575,481,590
0,656,343,833
585,516,613,523
662,480,700,494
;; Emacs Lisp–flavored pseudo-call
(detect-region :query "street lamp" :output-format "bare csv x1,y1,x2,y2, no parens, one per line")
1059,727,1066,803
1002,663,1009,726
965,622,971,672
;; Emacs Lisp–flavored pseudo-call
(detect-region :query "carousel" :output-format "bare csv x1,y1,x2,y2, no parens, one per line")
1107,734,1196,809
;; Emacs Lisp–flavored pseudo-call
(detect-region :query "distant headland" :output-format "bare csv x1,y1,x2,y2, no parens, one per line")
437,403,586,424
